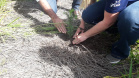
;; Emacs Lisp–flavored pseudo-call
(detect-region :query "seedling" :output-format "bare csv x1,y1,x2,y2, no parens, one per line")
65,9,78,40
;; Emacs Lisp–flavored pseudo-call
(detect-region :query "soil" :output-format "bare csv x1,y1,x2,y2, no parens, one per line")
0,0,138,78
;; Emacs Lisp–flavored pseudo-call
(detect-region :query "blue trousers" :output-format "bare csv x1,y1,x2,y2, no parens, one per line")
37,0,82,13
82,0,139,59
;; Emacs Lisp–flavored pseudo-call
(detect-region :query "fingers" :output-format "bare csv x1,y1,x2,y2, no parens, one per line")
55,23,67,33
73,32,79,38
72,37,81,44
73,28,84,38
61,23,66,33
73,29,80,38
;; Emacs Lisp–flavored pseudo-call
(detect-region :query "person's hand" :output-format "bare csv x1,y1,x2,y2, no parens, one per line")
52,17,66,33
73,24,85,38
72,33,88,44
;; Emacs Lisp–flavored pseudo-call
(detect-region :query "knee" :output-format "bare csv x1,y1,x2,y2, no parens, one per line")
118,5,139,24
117,9,139,33
82,10,91,24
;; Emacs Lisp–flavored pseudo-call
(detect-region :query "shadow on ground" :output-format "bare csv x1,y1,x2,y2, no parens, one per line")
13,0,71,38
38,45,125,78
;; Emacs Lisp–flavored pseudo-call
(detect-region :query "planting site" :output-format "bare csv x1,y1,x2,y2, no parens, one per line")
0,0,138,78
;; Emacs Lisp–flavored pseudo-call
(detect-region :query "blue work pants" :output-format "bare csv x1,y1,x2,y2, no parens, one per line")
82,0,139,59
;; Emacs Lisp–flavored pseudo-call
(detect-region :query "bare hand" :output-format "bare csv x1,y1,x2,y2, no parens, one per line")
72,33,88,44
73,24,85,38
52,17,66,33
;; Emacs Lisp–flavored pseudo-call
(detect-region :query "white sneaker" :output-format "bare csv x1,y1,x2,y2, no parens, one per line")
106,54,121,64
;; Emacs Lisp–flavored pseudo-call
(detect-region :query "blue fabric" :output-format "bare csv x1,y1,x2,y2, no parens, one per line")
111,1,139,59
105,0,138,13
82,0,105,24
72,0,82,10
37,0,82,13
82,0,139,59
46,0,57,13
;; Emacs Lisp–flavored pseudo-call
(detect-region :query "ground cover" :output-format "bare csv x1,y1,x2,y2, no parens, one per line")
0,0,138,78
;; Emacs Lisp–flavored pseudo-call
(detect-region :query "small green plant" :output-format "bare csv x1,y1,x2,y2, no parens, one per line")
130,40,139,64
117,40,139,78
111,59,137,78
34,23,59,35
117,58,139,78
0,0,7,9
33,9,78,38
65,9,78,39
0,0,24,42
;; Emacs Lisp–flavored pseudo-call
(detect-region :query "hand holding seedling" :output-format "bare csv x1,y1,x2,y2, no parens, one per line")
72,33,88,44
73,19,85,38
73,27,84,38
52,17,67,33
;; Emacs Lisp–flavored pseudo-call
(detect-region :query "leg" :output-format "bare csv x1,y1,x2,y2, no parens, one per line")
72,0,82,10
111,1,139,59
82,0,106,24
72,0,82,19
37,0,57,13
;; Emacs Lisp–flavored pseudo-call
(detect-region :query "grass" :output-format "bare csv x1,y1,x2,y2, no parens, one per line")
130,40,139,64
0,0,26,42
0,0,7,9
34,23,60,35
116,40,139,78
0,17,24,42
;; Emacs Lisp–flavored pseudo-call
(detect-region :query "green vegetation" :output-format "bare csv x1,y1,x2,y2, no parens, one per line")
130,40,139,64
34,24,59,35
65,9,78,38
0,0,24,42
0,0,7,9
34,9,78,38
116,40,139,78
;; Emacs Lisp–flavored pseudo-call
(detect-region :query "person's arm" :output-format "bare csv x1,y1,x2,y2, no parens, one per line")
39,0,57,20
73,11,119,44
84,11,119,37
39,0,66,33
73,19,85,38
73,0,96,38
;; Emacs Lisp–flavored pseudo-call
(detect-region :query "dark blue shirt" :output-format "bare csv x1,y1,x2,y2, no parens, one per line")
105,0,138,13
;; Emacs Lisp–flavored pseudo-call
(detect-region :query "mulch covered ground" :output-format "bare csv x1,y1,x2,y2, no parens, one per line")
0,0,138,78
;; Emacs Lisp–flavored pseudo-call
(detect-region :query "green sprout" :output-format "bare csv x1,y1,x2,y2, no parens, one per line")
65,9,78,39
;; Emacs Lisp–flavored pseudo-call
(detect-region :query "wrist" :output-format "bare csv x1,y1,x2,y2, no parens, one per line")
51,15,59,21
84,32,90,38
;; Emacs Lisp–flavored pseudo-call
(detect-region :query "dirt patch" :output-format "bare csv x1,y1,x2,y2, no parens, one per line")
0,0,138,78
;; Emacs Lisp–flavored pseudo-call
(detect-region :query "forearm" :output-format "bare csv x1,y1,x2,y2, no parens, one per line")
80,19,85,27
84,20,112,38
39,0,58,20
84,11,119,38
